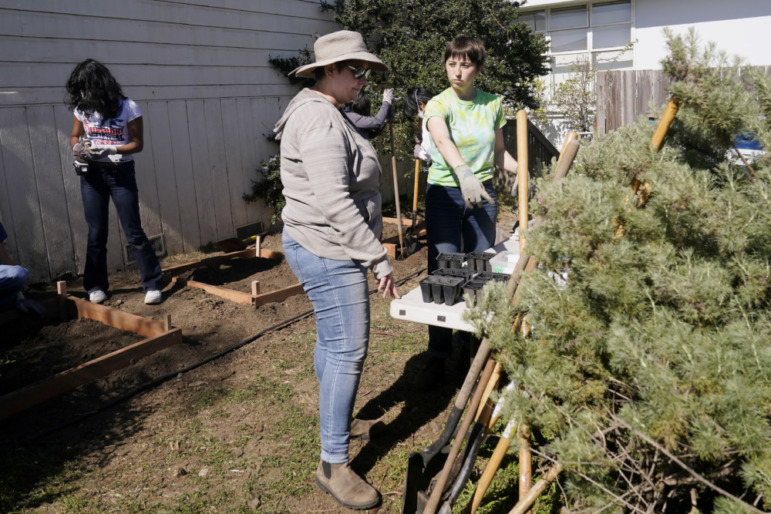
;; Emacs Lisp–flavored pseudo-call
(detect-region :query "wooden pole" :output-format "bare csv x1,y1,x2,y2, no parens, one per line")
518,424,532,511
423,358,498,514
470,419,516,513
389,122,405,254
57,280,68,322
516,110,529,255
649,98,679,152
508,463,563,514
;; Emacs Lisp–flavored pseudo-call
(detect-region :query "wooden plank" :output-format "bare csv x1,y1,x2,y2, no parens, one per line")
0,2,337,41
204,99,234,241
0,107,49,281
0,10,332,51
253,283,305,307
145,101,184,255
0,134,18,260
186,99,218,247
383,216,415,227
68,296,166,338
161,247,283,276
0,327,182,420
622,70,636,127
0,85,297,108
167,100,202,252
175,277,254,305
383,242,397,259
131,101,164,244
53,105,88,275
26,105,75,280
220,98,249,232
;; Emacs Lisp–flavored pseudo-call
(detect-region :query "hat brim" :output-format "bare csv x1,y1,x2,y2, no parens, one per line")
289,51,388,79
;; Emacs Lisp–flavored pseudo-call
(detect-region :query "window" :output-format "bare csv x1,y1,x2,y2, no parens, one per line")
520,1,633,90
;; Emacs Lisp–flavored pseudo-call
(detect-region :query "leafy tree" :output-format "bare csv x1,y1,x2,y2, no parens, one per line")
550,58,596,133
321,0,549,112
467,30,771,513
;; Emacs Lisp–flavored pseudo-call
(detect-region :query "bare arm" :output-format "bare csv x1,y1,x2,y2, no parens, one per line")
118,116,143,155
69,116,85,149
494,128,518,175
427,116,465,170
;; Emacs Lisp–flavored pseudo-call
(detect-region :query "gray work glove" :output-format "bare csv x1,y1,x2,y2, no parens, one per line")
87,144,118,160
72,142,90,162
382,88,394,105
455,163,493,208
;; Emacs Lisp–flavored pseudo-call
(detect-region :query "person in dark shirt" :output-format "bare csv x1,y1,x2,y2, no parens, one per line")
343,88,393,139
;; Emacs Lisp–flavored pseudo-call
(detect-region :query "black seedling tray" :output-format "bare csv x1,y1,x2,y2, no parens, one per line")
436,252,465,270
419,275,465,306
433,268,475,280
475,271,510,283
465,251,493,272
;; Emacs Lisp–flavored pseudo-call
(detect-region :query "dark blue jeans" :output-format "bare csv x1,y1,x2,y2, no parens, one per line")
425,181,497,357
80,161,162,293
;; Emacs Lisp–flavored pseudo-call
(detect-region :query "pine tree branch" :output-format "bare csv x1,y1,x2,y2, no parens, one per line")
614,415,766,514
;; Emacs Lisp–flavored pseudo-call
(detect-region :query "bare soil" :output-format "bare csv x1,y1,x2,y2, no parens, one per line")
0,213,520,513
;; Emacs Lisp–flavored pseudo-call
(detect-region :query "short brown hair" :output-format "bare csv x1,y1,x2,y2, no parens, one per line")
444,36,486,68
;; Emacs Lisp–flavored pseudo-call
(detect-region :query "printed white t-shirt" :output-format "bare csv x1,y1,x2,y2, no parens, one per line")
74,98,141,163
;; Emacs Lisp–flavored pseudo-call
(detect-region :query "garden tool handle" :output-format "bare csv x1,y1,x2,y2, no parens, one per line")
413,158,420,212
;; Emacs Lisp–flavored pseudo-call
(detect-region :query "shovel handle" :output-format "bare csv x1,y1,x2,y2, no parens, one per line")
424,358,497,514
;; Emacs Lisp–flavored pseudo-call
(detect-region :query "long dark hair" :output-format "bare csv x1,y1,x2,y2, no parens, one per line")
65,59,125,119
350,90,372,116
404,87,434,118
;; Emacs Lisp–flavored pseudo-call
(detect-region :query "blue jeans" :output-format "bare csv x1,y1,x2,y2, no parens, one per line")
425,181,497,356
282,230,370,464
80,162,163,293
0,264,28,309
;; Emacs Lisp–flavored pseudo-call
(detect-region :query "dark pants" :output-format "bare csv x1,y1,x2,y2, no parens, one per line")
425,181,497,357
80,161,162,293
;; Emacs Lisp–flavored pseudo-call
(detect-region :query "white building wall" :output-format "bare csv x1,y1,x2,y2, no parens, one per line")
634,0,771,69
0,0,338,282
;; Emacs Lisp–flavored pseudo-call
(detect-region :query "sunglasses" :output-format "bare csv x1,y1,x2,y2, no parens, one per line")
345,64,371,80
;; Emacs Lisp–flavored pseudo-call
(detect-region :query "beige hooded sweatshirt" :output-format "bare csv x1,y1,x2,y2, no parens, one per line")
274,88,392,279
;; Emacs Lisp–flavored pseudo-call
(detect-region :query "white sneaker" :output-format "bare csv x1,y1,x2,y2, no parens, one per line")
88,289,107,304
144,289,162,305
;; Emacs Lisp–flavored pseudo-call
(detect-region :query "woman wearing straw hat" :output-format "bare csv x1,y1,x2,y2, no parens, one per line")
273,30,400,510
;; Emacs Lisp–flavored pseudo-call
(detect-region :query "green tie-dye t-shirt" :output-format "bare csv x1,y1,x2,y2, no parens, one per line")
424,87,506,186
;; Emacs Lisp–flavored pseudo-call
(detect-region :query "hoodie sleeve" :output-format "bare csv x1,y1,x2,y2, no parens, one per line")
291,106,392,278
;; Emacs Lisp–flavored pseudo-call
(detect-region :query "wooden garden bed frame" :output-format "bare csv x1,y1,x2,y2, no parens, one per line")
0,282,183,420
162,236,305,308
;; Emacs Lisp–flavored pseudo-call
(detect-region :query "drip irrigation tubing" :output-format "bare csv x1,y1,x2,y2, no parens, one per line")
23,266,427,442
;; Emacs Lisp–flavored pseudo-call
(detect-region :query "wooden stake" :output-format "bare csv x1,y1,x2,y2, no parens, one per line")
57,280,68,322
516,110,529,255
649,98,679,152
518,424,532,512
508,463,563,514
251,280,260,300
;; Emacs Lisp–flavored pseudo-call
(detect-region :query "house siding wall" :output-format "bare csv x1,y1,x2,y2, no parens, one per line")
0,0,338,282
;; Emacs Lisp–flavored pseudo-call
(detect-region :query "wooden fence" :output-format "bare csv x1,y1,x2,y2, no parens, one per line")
595,66,771,134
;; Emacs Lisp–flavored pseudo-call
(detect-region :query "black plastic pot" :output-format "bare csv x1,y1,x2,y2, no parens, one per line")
465,251,494,272
436,252,465,270
433,268,475,280
461,278,485,302
440,276,465,306
475,271,510,284
419,276,433,303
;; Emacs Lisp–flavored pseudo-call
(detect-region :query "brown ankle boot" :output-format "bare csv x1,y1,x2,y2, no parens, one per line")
315,461,380,510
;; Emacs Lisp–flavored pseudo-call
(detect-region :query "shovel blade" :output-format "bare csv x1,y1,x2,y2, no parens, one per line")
401,447,449,514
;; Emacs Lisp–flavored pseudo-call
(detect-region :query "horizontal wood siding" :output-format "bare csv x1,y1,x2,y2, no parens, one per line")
0,0,337,282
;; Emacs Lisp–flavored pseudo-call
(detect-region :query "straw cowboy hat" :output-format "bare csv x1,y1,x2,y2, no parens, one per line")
289,30,388,79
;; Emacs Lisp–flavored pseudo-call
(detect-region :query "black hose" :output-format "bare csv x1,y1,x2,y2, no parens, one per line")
27,266,427,442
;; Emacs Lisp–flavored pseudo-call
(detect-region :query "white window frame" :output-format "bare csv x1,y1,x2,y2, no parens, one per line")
521,0,635,91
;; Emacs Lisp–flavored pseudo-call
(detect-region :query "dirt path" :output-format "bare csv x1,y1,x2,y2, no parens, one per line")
0,213,520,513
